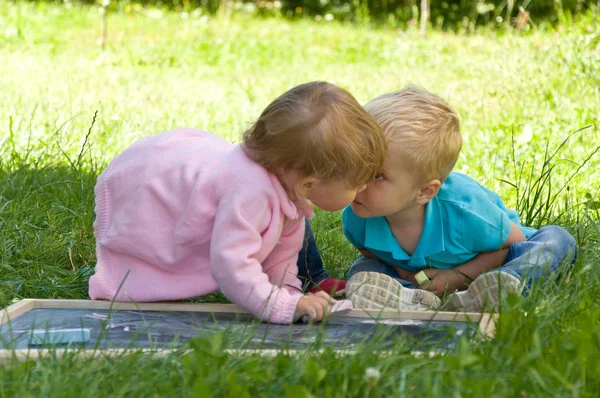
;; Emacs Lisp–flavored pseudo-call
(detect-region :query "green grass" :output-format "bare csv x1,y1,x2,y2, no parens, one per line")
1,1,600,396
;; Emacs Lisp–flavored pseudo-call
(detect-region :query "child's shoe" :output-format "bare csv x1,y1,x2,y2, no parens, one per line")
308,278,346,297
345,272,441,311
444,272,522,312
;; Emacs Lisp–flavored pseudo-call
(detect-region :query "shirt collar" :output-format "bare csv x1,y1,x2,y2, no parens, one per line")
412,196,445,260
363,196,445,265
364,216,398,255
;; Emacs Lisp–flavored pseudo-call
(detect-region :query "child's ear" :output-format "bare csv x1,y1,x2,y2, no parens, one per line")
296,176,318,198
415,179,441,205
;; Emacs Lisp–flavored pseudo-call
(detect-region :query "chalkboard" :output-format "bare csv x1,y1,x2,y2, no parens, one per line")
0,300,496,356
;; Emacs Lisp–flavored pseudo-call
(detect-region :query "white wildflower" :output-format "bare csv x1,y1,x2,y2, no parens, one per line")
365,367,380,389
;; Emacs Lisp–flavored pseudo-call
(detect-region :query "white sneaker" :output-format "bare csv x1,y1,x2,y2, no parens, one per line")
346,272,441,311
445,272,522,312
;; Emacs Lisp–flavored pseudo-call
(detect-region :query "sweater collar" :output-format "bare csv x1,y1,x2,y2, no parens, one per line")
268,174,314,220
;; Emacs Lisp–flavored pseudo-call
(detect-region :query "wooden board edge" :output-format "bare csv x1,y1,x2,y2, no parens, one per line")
0,348,176,365
20,299,486,322
31,299,248,313
0,347,444,364
477,313,498,338
0,300,35,326
342,308,483,322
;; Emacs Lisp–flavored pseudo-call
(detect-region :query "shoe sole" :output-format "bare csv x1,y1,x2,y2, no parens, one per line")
446,272,521,312
346,272,441,311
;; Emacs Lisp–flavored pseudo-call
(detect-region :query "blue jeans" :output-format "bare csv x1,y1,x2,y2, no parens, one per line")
297,219,330,290
347,226,577,291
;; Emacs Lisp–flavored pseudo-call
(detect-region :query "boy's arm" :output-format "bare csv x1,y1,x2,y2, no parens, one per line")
502,221,527,248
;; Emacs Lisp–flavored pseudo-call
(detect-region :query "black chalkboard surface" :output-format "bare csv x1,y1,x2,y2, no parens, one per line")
0,300,496,354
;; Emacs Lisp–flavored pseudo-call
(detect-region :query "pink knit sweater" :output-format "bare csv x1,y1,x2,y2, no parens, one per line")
89,129,307,324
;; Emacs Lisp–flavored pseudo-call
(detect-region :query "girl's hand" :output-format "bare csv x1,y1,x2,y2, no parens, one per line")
293,291,335,323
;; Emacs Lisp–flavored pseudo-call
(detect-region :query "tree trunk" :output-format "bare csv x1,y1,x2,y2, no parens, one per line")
102,7,108,51
420,0,429,36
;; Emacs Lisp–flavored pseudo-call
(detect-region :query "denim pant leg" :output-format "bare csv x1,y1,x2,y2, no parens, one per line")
492,225,577,289
347,257,416,289
296,219,330,290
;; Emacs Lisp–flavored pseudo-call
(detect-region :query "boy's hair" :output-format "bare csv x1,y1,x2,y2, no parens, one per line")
243,81,386,188
364,85,462,183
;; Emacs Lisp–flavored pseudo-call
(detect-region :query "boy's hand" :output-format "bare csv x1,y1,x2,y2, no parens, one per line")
293,291,335,323
393,267,417,283
359,249,377,259
420,269,468,297
359,250,420,283
358,249,469,296
420,249,511,296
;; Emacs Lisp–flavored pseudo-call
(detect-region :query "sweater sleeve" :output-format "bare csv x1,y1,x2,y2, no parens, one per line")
209,187,302,324
261,217,305,295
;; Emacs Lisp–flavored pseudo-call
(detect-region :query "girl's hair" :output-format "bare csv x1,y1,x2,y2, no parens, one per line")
243,81,386,188
364,85,462,183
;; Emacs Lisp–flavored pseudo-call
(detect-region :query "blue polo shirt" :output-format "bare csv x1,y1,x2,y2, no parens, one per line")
342,172,537,272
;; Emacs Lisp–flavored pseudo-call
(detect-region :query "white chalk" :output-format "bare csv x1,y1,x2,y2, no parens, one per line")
28,328,91,346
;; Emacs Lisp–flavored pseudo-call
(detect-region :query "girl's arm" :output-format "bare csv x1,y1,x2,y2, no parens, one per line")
261,218,305,294
209,190,302,324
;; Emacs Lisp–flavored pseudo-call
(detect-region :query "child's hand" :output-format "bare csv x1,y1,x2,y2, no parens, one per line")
359,248,377,259
294,291,335,323
420,269,467,297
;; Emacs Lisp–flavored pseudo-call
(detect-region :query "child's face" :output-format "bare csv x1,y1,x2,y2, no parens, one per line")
309,180,366,212
351,145,422,218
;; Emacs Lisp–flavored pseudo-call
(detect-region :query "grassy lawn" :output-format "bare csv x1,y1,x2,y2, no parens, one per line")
1,1,600,395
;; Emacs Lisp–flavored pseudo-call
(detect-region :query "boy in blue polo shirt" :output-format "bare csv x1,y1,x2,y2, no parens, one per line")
343,86,577,312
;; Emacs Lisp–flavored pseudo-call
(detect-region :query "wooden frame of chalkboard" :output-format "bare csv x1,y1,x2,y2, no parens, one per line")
1,299,497,361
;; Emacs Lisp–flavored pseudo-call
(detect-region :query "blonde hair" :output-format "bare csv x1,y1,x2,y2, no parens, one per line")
364,85,462,183
243,81,386,188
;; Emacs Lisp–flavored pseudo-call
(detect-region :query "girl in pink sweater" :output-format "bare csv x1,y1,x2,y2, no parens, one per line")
89,81,386,324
